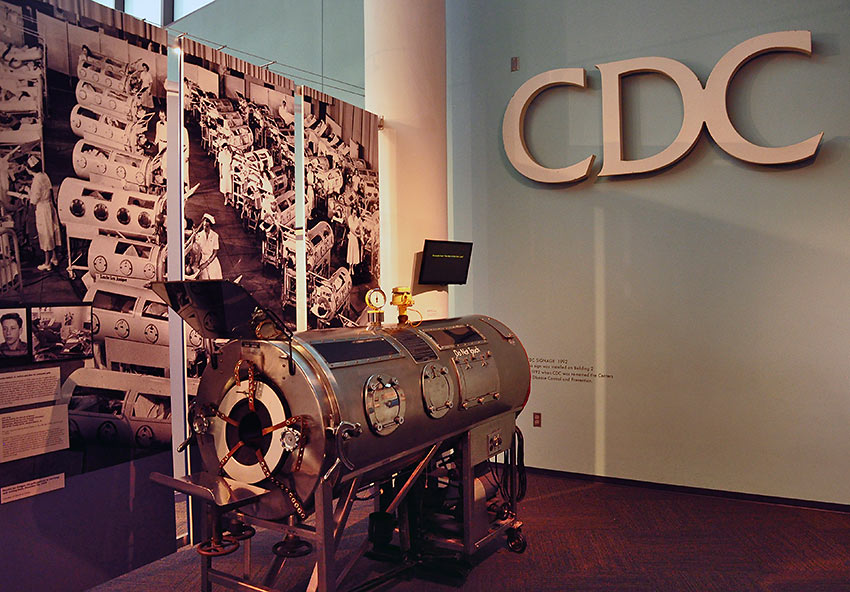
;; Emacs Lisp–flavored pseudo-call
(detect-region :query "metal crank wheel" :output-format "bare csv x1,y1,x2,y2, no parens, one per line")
196,535,240,557
272,534,313,558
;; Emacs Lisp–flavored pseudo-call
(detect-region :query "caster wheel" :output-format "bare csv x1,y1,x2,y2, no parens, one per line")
507,530,527,554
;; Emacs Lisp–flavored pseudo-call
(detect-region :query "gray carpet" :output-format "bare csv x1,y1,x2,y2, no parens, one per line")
88,471,850,591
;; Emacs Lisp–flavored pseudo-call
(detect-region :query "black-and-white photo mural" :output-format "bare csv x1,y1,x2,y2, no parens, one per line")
180,38,298,326
0,3,48,299
301,88,380,329
179,38,381,331
0,0,382,482
0,0,181,477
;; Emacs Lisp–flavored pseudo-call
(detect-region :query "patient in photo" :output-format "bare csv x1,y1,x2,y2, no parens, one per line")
0,312,27,356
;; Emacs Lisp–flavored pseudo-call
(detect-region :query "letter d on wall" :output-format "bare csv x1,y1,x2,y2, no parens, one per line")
502,68,595,183
597,57,705,177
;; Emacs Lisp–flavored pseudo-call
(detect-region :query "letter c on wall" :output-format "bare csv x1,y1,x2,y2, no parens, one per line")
502,68,595,183
704,30,823,165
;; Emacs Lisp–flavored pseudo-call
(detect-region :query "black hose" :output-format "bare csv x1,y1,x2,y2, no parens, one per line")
515,426,526,501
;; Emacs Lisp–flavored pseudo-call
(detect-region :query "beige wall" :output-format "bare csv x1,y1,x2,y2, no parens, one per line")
364,0,448,319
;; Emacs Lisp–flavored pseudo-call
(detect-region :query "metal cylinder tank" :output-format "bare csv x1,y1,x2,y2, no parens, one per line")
72,139,161,191
187,312,530,521
75,80,138,118
87,235,164,284
58,177,163,240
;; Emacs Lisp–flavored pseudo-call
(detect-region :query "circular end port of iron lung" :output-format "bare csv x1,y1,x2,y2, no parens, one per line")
194,340,329,521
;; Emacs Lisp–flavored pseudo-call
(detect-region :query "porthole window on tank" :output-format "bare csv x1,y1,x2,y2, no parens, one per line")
138,211,151,228
93,203,108,221
93,255,107,273
117,207,130,225
363,373,406,436
70,199,85,217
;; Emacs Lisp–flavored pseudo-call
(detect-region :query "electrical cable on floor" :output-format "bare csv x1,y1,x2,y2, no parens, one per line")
489,456,510,502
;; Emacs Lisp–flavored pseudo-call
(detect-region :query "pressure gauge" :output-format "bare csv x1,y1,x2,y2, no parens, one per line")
365,288,386,310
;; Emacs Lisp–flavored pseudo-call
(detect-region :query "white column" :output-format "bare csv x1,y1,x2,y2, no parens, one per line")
364,0,448,319
166,37,188,481
295,87,307,331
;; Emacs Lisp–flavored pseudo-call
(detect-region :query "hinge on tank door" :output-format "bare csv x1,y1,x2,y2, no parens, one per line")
480,317,516,343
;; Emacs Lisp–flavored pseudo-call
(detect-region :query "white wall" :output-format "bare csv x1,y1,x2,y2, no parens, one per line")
447,0,850,503
174,0,214,20
124,0,162,26
165,0,850,504
168,0,365,107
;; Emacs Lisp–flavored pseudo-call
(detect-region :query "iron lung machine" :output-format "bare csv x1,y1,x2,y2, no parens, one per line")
151,281,530,592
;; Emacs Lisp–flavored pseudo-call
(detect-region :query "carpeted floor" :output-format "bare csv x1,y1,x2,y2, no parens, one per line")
88,470,850,592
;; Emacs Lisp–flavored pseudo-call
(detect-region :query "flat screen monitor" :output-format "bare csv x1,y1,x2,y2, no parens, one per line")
417,240,473,285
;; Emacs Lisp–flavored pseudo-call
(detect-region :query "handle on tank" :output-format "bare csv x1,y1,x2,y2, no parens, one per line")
334,421,362,471
176,432,194,453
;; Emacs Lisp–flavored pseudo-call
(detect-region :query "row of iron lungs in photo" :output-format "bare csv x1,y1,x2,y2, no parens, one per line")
60,45,381,356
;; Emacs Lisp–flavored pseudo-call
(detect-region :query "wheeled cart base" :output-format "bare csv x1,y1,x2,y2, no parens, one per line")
151,416,527,592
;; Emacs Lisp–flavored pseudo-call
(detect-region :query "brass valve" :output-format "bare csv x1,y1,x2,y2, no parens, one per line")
390,286,414,324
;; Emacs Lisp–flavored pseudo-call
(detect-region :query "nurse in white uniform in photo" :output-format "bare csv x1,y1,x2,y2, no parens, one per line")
196,213,222,280
217,145,233,204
